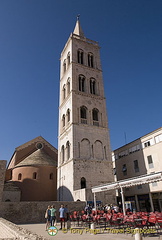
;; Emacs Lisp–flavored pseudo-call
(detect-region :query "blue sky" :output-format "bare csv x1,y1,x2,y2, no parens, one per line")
0,0,161,162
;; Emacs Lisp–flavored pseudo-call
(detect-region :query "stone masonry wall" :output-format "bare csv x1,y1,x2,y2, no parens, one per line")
0,160,7,202
0,201,86,224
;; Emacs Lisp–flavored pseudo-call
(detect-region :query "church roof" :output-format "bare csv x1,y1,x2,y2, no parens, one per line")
7,136,58,169
73,19,84,37
14,149,56,168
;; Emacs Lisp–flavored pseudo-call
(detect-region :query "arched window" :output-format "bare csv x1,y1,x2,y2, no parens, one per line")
33,172,37,179
63,59,66,72
79,75,85,92
80,106,87,124
88,52,94,68
18,173,22,180
90,78,96,94
67,52,70,65
92,108,99,126
49,173,53,180
67,109,70,122
61,145,65,163
62,114,65,128
66,141,70,160
81,177,86,189
77,49,84,64
63,84,66,99
67,78,70,94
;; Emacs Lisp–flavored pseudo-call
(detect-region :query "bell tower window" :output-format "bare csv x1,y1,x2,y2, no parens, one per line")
67,52,70,66
90,78,96,94
67,109,70,122
81,177,86,189
67,78,70,94
63,59,66,72
66,141,70,160
80,106,87,124
61,145,65,163
79,75,85,92
88,53,94,68
63,85,66,100
62,114,65,128
92,108,99,126
77,49,84,64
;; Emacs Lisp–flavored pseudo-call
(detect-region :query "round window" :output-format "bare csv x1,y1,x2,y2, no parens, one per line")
36,142,44,149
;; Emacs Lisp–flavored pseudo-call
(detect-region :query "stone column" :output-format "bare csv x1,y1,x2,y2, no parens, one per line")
135,194,140,211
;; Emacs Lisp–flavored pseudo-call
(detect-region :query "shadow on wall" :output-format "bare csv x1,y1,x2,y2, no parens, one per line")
13,178,56,201
57,186,74,201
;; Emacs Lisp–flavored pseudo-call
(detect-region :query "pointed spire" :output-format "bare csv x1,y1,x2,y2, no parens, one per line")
73,15,84,37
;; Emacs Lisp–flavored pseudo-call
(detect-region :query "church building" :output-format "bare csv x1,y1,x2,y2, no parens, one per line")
57,19,115,204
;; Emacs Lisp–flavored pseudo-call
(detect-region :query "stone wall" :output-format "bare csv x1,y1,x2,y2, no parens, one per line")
0,160,7,202
0,201,86,224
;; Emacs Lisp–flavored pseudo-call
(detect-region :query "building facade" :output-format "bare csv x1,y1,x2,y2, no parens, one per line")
57,19,114,204
113,127,162,212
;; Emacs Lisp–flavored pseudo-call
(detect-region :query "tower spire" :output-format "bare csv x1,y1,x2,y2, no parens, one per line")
73,15,84,37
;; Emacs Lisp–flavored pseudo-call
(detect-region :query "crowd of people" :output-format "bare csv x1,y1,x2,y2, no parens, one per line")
45,204,69,230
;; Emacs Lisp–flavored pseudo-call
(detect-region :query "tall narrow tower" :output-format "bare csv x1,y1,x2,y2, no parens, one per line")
57,19,114,203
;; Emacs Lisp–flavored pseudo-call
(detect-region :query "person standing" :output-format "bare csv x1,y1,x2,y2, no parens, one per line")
59,204,66,229
50,205,56,226
45,205,51,230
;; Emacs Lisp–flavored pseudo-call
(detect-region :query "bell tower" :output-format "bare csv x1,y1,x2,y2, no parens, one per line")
57,18,114,203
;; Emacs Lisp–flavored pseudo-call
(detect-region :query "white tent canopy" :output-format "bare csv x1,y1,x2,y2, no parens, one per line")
92,171,162,214
92,171,162,193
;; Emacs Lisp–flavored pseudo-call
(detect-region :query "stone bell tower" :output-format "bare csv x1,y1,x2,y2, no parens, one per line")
57,18,114,204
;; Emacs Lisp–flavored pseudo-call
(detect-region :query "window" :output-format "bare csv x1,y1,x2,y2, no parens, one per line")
155,134,162,143
90,78,96,94
147,155,154,168
81,177,86,189
66,141,70,160
62,114,65,127
122,164,127,176
63,85,66,99
92,108,99,126
134,160,139,172
88,53,94,68
67,109,70,122
67,78,70,94
77,49,84,64
113,168,116,175
33,172,37,179
67,52,70,65
147,155,153,164
63,59,66,72
129,144,140,154
79,75,85,92
61,145,65,163
137,185,142,189
49,173,53,180
80,106,87,124
144,141,150,148
18,173,22,180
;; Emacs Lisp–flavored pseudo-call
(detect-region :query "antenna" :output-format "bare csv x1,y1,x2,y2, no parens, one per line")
124,132,127,145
